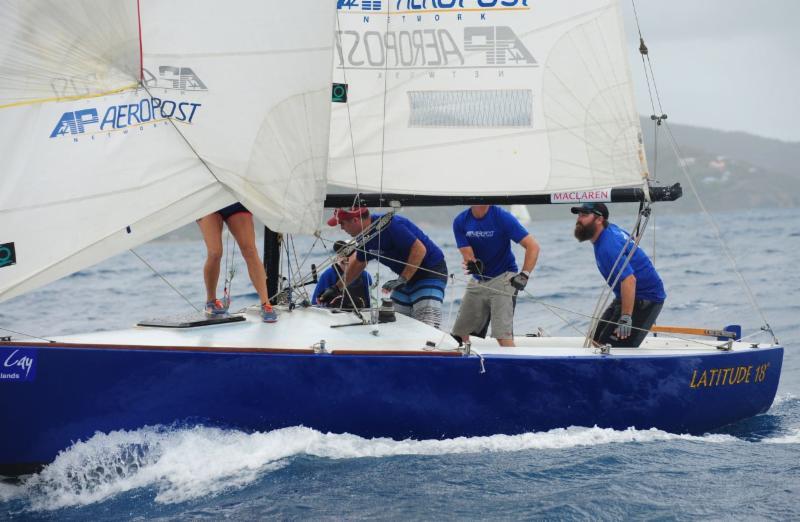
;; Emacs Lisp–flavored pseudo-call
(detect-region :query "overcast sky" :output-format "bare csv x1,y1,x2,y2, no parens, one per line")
619,0,800,143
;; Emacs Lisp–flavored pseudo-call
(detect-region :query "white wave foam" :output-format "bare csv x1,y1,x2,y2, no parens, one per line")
771,392,797,407
17,424,737,511
762,428,800,444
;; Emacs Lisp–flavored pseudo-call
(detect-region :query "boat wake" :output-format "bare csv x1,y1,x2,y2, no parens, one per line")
0,424,746,511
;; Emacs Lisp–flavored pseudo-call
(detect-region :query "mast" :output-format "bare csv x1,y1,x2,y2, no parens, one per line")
262,226,281,305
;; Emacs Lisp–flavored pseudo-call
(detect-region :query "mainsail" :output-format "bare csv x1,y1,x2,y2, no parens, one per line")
328,0,647,197
0,0,337,303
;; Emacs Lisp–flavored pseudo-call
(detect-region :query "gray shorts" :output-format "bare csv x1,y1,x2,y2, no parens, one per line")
451,272,516,340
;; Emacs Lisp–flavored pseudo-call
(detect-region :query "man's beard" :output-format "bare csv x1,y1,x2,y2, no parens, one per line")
574,221,596,242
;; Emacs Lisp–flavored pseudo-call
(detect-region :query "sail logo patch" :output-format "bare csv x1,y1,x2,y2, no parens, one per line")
0,242,15,268
1,348,36,382
147,66,207,91
551,190,611,204
50,97,202,138
338,0,528,11
336,26,536,69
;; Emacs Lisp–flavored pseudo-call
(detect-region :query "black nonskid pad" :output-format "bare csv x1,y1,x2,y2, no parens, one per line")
137,312,246,328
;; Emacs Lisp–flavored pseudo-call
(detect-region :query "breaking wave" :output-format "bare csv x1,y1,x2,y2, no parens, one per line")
6,424,740,512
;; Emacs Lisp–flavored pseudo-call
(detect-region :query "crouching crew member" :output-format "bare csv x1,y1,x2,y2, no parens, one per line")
320,206,447,328
312,240,372,309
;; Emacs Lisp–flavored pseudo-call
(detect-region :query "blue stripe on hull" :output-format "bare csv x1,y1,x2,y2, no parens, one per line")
0,345,783,473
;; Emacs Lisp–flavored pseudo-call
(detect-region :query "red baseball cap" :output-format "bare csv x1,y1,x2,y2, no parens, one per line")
327,207,369,226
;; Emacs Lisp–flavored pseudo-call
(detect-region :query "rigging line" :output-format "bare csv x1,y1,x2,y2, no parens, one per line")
373,1,394,320
662,122,776,341
645,56,666,114
0,326,54,343
450,272,724,348
139,83,226,189
651,121,659,264
129,248,201,313
631,0,663,118
287,234,312,303
585,206,651,346
333,10,362,203
223,225,236,308
285,216,398,292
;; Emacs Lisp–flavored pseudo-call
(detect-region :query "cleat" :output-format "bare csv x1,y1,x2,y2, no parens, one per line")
261,304,278,323
205,299,228,316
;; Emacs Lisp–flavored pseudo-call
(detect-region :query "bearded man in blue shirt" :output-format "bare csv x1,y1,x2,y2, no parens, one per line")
451,205,540,347
320,206,448,328
572,202,666,347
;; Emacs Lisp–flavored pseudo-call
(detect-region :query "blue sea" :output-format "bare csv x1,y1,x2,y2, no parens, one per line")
1,207,798,520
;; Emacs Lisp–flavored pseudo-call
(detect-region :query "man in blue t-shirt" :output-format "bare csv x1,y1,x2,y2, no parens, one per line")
572,202,666,347
319,206,448,327
451,205,540,347
312,240,372,309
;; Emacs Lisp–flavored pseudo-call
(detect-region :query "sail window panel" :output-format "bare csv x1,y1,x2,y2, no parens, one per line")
407,90,533,128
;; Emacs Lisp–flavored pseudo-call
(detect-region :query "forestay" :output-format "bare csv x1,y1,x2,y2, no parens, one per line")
328,0,648,196
0,0,336,303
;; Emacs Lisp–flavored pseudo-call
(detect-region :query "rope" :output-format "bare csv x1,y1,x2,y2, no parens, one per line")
129,248,201,313
222,226,236,308
662,122,777,343
0,326,54,343
628,0,776,343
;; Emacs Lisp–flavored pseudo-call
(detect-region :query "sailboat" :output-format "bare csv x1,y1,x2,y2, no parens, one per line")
0,0,782,476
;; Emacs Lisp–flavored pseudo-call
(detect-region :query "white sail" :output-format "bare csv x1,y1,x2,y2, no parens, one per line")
0,1,336,303
328,0,647,196
140,0,336,233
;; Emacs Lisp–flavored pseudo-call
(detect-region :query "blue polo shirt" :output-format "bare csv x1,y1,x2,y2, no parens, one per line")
312,265,372,305
453,206,529,279
356,214,445,283
593,223,666,302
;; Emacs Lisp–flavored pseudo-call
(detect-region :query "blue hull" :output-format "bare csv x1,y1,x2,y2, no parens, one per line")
0,343,783,474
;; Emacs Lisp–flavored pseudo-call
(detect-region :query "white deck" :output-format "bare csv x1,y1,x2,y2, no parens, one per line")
50,306,776,357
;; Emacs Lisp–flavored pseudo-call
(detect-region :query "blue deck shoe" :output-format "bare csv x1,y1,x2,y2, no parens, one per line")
261,304,278,323
205,299,228,316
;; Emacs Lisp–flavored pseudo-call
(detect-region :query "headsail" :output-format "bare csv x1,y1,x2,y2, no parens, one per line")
328,0,647,197
0,0,336,303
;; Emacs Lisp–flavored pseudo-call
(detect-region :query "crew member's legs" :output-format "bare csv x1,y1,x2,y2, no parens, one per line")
451,279,490,344
392,278,446,328
594,298,663,347
488,273,518,347
225,212,270,306
197,213,224,303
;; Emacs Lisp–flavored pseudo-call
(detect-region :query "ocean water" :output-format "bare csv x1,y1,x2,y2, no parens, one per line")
1,207,798,520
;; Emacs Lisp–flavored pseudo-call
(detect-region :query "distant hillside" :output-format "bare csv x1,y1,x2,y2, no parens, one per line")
638,119,800,211
158,120,800,239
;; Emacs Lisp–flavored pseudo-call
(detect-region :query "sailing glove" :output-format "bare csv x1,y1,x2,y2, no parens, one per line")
509,272,529,291
465,259,484,276
382,276,407,293
318,285,342,304
616,314,633,339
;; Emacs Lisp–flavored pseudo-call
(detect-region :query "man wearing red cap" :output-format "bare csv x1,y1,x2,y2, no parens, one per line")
320,207,448,327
